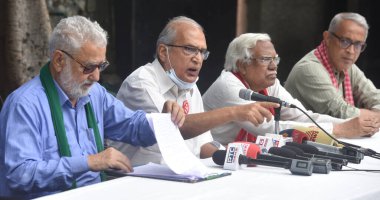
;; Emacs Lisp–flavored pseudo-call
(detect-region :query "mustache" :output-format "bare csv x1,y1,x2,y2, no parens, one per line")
82,80,95,85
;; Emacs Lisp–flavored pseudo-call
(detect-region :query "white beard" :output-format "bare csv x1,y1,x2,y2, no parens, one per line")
58,62,93,100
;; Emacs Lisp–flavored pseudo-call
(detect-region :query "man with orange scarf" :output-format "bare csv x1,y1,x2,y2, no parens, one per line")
285,12,380,130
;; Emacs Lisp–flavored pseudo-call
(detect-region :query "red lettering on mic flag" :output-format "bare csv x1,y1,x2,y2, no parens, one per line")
305,130,318,142
182,100,189,115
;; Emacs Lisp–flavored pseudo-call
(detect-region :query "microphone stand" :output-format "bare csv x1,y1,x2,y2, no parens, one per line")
274,105,282,134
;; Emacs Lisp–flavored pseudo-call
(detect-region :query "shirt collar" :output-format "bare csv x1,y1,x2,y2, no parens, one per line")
53,79,91,108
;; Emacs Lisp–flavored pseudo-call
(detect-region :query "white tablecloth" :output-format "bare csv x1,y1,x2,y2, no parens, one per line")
36,135,380,200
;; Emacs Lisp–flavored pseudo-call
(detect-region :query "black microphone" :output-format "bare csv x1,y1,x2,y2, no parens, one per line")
212,150,313,176
286,142,360,164
281,145,343,171
269,147,332,174
305,140,364,160
286,143,348,167
239,88,296,108
212,150,290,168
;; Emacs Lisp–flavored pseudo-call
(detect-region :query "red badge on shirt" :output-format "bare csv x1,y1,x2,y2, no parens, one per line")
182,100,189,115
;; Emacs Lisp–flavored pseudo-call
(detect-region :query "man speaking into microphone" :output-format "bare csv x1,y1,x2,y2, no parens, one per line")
202,33,378,146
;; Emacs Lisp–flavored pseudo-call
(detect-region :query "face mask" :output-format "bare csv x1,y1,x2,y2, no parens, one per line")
165,47,197,90
167,68,197,90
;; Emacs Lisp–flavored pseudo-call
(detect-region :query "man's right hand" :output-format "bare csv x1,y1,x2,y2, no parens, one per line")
358,109,380,136
87,147,133,173
232,102,280,126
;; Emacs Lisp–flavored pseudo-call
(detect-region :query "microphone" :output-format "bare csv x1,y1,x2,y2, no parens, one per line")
255,133,293,153
233,141,297,165
239,88,296,108
281,145,343,171
279,129,310,144
214,145,313,176
231,141,260,159
305,140,364,160
269,147,332,174
286,142,360,164
305,140,342,154
288,145,347,167
212,150,288,168
231,141,304,169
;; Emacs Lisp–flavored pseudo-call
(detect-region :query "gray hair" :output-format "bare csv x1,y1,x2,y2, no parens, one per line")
49,15,108,58
156,16,204,53
328,12,369,39
224,33,271,72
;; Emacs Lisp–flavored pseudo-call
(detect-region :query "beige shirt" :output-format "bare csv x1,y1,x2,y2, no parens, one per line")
202,70,344,146
107,59,213,166
285,50,380,119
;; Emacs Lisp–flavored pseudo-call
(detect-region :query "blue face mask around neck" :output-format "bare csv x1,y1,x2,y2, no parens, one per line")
165,46,197,90
167,68,197,90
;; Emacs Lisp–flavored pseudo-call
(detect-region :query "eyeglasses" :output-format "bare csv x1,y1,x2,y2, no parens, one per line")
166,44,210,60
59,49,109,74
329,32,367,53
251,55,280,66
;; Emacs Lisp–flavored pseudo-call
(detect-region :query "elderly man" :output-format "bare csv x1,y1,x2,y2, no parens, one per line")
202,33,378,146
0,16,185,199
285,13,380,125
108,16,278,166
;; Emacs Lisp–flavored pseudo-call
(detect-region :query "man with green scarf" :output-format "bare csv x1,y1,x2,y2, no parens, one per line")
0,16,185,199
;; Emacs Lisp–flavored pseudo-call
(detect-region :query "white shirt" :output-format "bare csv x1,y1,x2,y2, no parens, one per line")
202,70,345,146
108,59,213,166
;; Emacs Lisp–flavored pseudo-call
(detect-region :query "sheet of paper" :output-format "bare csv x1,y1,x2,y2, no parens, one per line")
105,162,231,183
131,162,200,181
147,113,212,177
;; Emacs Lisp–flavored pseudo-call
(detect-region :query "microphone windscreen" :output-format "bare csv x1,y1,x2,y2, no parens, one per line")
239,88,252,100
281,145,305,156
212,150,227,166
286,142,319,154
233,141,260,159
291,126,343,147
268,147,297,159
280,129,309,144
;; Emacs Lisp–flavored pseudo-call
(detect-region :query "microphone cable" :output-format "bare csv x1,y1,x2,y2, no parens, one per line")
332,165,380,173
292,105,380,160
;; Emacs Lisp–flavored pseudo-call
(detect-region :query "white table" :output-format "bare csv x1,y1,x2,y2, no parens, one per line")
36,135,380,200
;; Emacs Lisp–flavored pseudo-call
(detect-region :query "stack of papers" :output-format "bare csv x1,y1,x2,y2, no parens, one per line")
107,113,230,183
107,162,230,183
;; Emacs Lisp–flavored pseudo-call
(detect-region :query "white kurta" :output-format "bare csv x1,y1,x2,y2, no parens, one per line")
202,70,345,145
108,59,213,166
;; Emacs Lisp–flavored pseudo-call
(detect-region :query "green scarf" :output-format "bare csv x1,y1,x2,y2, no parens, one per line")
40,63,106,189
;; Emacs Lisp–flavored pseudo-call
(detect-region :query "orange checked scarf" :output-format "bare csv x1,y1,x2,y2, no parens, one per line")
232,72,275,143
314,42,355,105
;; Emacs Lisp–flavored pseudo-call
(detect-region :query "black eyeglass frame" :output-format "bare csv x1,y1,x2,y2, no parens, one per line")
58,49,109,74
329,32,367,53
